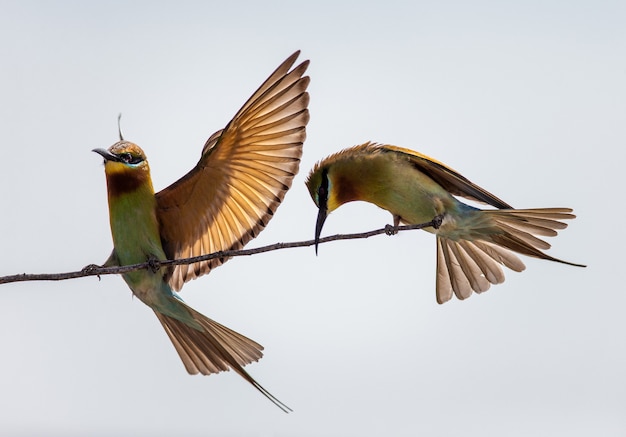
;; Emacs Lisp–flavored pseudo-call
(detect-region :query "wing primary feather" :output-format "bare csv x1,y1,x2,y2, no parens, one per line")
156,51,310,290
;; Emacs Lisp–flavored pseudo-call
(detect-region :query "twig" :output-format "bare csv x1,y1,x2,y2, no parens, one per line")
0,219,438,285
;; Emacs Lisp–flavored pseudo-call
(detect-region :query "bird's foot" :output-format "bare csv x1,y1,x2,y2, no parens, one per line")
81,264,103,280
384,224,399,236
431,214,445,229
385,215,402,235
82,263,102,274
146,256,161,274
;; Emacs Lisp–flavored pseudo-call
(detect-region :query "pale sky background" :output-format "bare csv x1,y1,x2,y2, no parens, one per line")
0,1,624,436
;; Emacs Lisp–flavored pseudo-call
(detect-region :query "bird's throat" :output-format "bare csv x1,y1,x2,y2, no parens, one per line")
105,163,153,198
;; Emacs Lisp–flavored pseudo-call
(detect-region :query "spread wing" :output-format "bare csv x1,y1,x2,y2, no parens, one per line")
155,51,310,291
382,144,513,209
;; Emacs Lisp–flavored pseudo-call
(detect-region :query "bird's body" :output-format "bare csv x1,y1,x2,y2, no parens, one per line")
102,143,189,321
320,145,462,225
93,51,310,411
306,142,584,304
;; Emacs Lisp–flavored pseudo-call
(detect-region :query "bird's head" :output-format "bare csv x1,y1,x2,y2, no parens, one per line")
306,159,360,254
93,141,148,171
93,141,152,196
307,144,382,254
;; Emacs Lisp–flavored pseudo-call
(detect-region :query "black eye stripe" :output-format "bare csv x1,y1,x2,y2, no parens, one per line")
318,168,329,210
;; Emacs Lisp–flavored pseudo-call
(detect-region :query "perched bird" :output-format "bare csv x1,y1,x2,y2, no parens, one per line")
306,142,585,304
92,51,310,411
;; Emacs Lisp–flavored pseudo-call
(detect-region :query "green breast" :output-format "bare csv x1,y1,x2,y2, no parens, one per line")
108,188,167,288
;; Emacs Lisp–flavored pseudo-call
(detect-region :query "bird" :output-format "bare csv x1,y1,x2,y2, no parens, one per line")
91,51,310,412
305,142,585,304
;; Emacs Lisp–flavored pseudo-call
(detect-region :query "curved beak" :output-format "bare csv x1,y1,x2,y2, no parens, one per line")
92,148,119,162
314,206,328,255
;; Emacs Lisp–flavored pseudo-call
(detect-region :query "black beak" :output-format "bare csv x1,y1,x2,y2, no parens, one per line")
92,148,119,162
314,207,328,255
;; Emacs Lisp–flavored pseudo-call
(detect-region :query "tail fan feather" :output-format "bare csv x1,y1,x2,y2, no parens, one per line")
447,239,491,294
457,240,506,284
438,239,473,300
435,207,584,303
435,239,454,304
492,221,553,250
154,304,291,412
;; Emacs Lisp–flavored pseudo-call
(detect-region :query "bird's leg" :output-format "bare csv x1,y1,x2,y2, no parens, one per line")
81,249,118,278
431,214,445,230
81,264,103,275
385,215,402,236
146,255,161,274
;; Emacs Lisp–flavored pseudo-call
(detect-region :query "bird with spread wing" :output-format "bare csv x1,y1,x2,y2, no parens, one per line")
93,51,309,411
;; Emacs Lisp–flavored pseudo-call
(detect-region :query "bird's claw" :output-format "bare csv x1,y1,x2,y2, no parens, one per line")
431,214,444,229
81,264,103,280
147,257,161,274
82,263,101,274
384,224,398,236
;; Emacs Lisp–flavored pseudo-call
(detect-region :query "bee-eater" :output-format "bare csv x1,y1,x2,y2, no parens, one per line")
92,51,309,411
306,142,585,304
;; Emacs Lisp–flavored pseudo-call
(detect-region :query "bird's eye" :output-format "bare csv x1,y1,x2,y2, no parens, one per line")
118,153,143,165
317,186,327,209
318,169,329,209
318,185,326,199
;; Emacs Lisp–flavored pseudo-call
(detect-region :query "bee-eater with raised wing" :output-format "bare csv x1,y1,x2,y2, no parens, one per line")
92,51,310,411
306,142,584,304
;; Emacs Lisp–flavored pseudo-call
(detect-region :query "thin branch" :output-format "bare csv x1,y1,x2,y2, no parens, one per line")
0,219,439,285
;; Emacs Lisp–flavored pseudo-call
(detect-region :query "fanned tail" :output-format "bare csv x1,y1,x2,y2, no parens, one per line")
435,208,585,304
154,303,291,412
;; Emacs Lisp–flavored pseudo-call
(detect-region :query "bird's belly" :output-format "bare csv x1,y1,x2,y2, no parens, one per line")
365,165,455,226
120,265,162,299
380,187,449,226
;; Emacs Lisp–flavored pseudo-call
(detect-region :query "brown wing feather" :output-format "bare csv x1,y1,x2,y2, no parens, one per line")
156,51,310,290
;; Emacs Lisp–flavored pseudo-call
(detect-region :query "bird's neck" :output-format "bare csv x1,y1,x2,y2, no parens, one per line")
105,163,153,198
106,173,165,266
328,158,390,210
